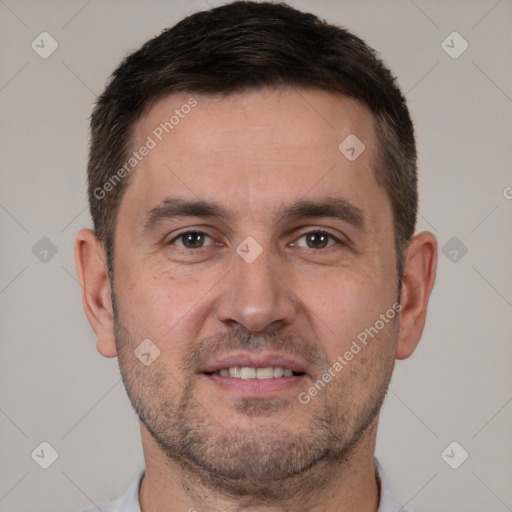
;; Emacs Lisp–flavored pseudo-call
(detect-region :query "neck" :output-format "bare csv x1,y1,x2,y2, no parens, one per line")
138,418,381,512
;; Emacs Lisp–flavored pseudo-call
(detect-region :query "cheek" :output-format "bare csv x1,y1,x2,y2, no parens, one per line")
113,260,212,350
113,265,170,341
301,268,396,358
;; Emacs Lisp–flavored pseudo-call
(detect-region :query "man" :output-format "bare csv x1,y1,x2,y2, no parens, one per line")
75,2,437,511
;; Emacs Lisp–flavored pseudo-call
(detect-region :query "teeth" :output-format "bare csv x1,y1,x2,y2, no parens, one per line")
273,366,284,378
229,366,241,377
256,367,274,379
216,366,299,379
240,367,256,379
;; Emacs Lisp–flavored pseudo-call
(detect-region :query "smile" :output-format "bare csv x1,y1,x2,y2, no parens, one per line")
207,366,304,380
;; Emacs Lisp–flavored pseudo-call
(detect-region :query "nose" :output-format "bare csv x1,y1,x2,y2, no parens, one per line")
216,243,297,333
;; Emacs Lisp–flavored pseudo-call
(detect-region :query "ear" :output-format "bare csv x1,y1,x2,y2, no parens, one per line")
396,231,437,360
74,228,117,358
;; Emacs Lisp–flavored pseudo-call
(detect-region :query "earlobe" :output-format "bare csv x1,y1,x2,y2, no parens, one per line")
74,228,117,358
395,231,437,360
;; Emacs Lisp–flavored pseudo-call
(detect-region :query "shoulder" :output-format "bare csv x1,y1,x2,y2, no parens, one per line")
375,458,408,512
76,467,144,512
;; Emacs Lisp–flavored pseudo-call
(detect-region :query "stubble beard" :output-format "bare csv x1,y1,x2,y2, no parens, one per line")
114,317,397,505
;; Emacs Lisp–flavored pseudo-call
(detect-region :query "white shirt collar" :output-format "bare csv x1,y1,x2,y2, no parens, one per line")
81,458,406,512
374,458,408,512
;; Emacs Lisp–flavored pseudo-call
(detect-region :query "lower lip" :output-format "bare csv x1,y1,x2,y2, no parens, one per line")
202,373,305,396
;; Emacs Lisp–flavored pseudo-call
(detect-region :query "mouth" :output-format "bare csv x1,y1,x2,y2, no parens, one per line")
205,366,305,379
198,352,309,396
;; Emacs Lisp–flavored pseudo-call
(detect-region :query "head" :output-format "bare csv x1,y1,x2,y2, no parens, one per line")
76,1,436,504
88,1,417,281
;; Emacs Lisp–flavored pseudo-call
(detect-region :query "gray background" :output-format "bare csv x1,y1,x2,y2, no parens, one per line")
1,1,511,511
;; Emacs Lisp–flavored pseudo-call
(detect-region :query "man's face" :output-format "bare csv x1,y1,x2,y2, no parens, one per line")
112,88,399,496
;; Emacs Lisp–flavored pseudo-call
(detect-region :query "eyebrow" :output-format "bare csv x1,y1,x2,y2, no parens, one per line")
142,198,232,231
142,196,366,232
275,197,365,230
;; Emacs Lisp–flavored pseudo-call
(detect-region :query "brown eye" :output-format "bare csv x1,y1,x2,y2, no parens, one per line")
170,231,214,249
295,231,339,249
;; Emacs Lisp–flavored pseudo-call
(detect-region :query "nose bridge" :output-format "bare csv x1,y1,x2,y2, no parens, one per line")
217,238,296,332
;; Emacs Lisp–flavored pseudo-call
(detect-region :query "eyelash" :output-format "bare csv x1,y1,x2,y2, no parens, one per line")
166,230,344,250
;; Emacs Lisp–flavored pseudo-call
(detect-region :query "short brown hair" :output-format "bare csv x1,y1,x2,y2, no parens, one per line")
88,1,417,280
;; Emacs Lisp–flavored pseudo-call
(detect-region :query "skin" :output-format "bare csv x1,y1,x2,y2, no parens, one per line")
75,88,437,512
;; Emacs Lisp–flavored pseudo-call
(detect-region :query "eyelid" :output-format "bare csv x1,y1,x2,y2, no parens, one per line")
292,229,345,248
166,229,217,248
165,227,348,249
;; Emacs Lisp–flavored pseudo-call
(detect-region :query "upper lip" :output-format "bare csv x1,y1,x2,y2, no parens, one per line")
198,351,310,375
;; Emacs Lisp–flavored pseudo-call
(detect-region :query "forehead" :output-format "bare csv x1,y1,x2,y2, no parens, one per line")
135,87,375,159
124,88,388,228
